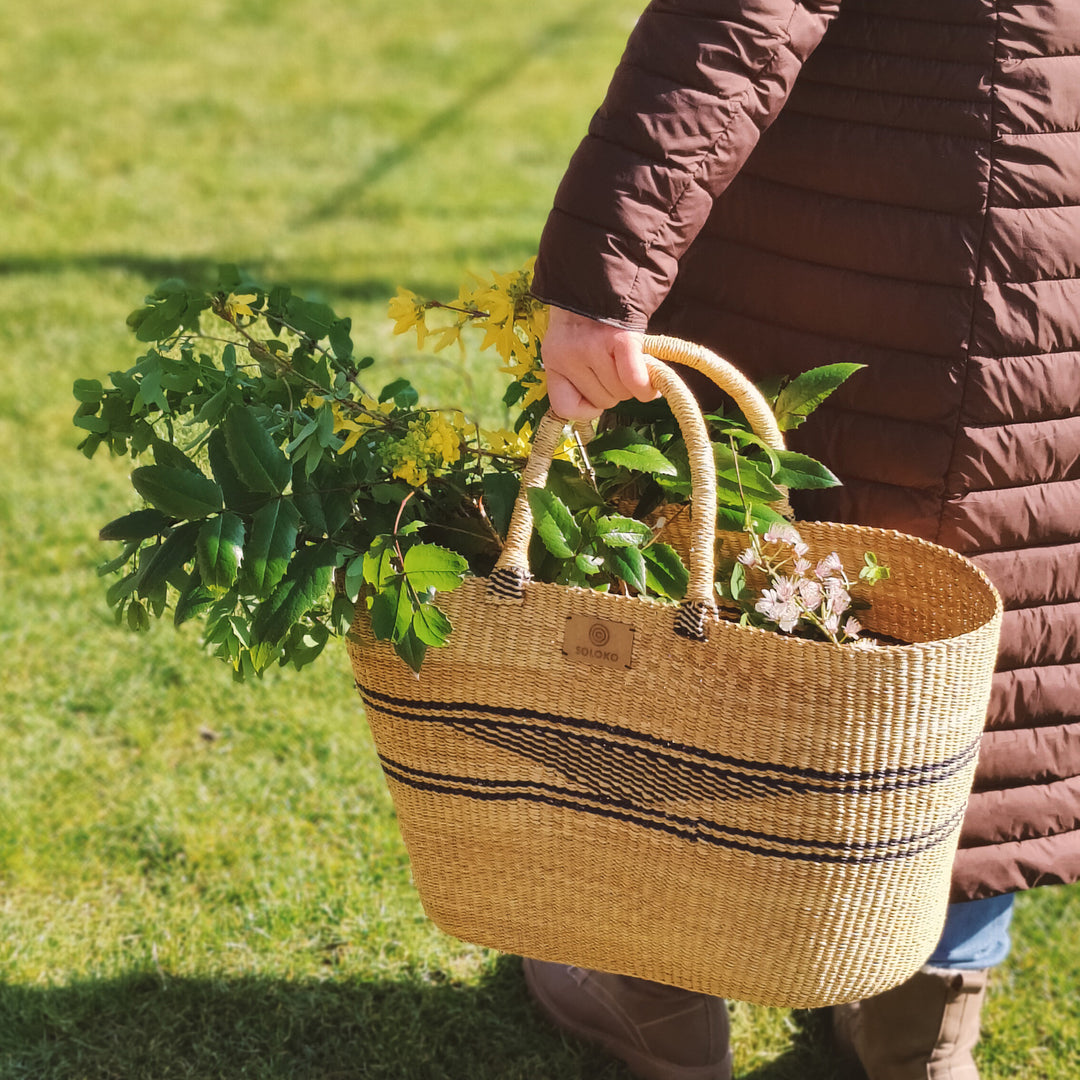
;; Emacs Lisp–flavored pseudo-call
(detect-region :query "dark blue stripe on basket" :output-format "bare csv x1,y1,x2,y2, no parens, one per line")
378,755,967,866
356,682,981,797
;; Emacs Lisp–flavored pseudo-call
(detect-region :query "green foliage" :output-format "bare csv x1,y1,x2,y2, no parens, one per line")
771,363,864,432
75,268,860,677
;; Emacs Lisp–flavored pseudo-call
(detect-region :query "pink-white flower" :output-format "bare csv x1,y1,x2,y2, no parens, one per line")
764,522,804,550
794,557,812,575
815,552,843,579
822,610,841,635
824,577,851,614
737,547,758,567
850,637,878,650
755,587,801,633
772,576,800,603
798,578,823,609
843,616,862,637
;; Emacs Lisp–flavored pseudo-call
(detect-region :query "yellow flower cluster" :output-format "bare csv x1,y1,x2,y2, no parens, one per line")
319,393,396,454
482,422,576,464
383,410,464,488
386,259,550,410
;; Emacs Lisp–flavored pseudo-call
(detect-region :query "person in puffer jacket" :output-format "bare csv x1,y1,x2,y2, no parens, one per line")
522,2,1080,1078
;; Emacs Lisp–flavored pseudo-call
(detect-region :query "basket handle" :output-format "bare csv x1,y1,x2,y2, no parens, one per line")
642,334,792,521
641,334,786,452
489,336,784,638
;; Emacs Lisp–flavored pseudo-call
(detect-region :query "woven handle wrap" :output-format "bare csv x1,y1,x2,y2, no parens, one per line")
640,334,792,521
640,334,785,452
489,354,723,638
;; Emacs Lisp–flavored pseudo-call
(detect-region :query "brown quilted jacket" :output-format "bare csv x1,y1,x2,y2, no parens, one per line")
533,0,1080,901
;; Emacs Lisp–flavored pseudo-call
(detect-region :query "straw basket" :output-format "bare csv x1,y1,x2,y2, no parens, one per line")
347,336,1002,1008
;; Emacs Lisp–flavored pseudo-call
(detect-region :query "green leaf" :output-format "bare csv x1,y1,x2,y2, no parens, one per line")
285,622,331,671
714,445,783,502
771,450,841,490
97,540,139,576
131,465,223,520
152,438,205,476
194,384,230,427
343,556,366,601
369,579,412,642
136,522,199,597
72,378,104,404
197,512,246,591
402,544,468,593
372,482,412,505
251,542,337,645
106,572,140,607
223,406,291,494
773,363,864,432
394,628,428,674
595,514,653,548
859,551,891,585
241,499,300,595
592,444,677,477
527,488,581,559
601,543,647,595
730,561,746,601
285,296,335,341
329,317,353,360
378,378,418,407
292,463,351,535
174,571,216,627
363,542,398,589
99,508,173,542
574,553,603,576
716,502,787,532
642,543,689,600
127,599,151,632
208,428,257,511
482,472,519,539
411,602,452,647
72,410,109,434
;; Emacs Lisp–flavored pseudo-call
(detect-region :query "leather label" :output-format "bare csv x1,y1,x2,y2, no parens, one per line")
562,615,634,670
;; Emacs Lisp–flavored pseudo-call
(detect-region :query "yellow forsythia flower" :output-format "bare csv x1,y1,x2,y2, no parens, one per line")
387,287,429,348
224,293,258,320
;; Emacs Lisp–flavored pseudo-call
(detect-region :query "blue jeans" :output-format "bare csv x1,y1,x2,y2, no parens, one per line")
926,893,1016,970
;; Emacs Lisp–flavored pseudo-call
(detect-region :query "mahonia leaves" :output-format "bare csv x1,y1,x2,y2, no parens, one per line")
772,363,864,432
82,267,862,680
223,406,291,494
131,466,223,520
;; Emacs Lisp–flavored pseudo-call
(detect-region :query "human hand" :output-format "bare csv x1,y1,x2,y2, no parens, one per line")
541,307,659,421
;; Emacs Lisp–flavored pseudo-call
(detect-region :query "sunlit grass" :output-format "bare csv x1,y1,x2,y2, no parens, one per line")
0,1,1076,1077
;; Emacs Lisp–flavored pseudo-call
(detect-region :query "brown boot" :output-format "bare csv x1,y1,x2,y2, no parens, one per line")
833,966,988,1079
523,958,733,1080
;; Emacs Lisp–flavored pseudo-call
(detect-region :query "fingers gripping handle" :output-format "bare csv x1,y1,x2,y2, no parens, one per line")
489,357,719,638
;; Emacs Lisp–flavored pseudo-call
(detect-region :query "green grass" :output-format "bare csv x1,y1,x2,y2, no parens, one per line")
0,1,1077,1077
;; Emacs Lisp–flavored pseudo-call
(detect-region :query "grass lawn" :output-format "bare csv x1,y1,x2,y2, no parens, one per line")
0,2,1076,1077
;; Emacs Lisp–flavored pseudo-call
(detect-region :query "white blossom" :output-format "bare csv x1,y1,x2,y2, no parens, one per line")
798,578,823,609
815,552,843,579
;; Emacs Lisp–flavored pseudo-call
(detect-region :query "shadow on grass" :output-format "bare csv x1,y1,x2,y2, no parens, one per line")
0,252,538,304
0,255,397,301
737,1010,856,1080
297,13,588,227
0,956,855,1080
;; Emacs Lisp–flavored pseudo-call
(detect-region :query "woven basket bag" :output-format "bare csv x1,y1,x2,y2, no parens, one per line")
347,336,1003,1008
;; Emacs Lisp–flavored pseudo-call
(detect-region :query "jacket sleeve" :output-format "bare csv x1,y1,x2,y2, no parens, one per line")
532,0,841,330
